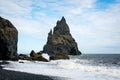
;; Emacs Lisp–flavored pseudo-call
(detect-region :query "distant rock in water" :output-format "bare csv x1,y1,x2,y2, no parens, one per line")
30,50,49,62
18,54,31,60
30,50,36,57
43,17,81,55
0,16,18,60
50,54,70,60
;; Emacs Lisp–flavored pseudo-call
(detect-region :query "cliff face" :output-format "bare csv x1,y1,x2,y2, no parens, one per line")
0,17,18,60
43,17,81,55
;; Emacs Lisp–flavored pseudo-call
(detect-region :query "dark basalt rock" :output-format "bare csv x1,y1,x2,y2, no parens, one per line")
0,16,18,60
18,54,31,60
50,54,70,60
43,17,81,55
30,50,36,57
30,50,49,62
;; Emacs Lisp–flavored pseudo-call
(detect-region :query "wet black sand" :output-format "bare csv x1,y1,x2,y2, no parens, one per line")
0,61,61,80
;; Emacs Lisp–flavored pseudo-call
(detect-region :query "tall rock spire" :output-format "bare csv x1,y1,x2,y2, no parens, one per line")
43,17,81,55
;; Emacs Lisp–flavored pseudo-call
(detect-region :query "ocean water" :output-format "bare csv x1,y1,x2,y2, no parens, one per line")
2,54,120,80
71,54,120,67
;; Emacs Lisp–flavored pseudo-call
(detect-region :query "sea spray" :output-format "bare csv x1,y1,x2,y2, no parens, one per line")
2,54,120,80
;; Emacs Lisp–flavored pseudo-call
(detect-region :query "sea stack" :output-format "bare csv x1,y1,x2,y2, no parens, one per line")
0,17,18,60
43,17,81,55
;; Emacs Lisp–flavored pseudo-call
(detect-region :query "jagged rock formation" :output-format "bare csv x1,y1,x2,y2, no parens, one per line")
0,17,18,60
43,17,81,55
18,54,31,60
30,50,49,62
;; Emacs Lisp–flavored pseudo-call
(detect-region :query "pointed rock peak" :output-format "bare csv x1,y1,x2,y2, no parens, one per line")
48,29,52,35
57,16,66,25
61,16,66,22
54,16,70,35
50,29,52,33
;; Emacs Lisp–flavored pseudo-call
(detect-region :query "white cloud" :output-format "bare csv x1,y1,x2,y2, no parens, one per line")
0,0,120,53
67,2,120,53
0,0,32,17
68,0,96,8
33,0,47,8
53,0,95,18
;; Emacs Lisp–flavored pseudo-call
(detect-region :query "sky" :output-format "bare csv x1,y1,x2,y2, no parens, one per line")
0,0,120,54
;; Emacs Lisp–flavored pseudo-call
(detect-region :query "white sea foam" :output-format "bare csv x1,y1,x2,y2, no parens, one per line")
41,53,49,60
117,61,120,65
52,59,120,77
2,59,120,80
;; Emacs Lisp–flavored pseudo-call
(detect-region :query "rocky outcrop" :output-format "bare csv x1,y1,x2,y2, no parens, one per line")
0,17,18,60
50,54,69,60
30,50,36,57
30,50,49,62
43,17,81,55
18,54,31,60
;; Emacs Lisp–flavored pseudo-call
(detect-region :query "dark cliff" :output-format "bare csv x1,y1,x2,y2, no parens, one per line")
0,17,18,60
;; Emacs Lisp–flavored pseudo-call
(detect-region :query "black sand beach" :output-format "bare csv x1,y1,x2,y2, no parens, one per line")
0,61,60,80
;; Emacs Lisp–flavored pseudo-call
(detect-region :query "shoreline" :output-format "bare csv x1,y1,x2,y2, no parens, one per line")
0,61,63,80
